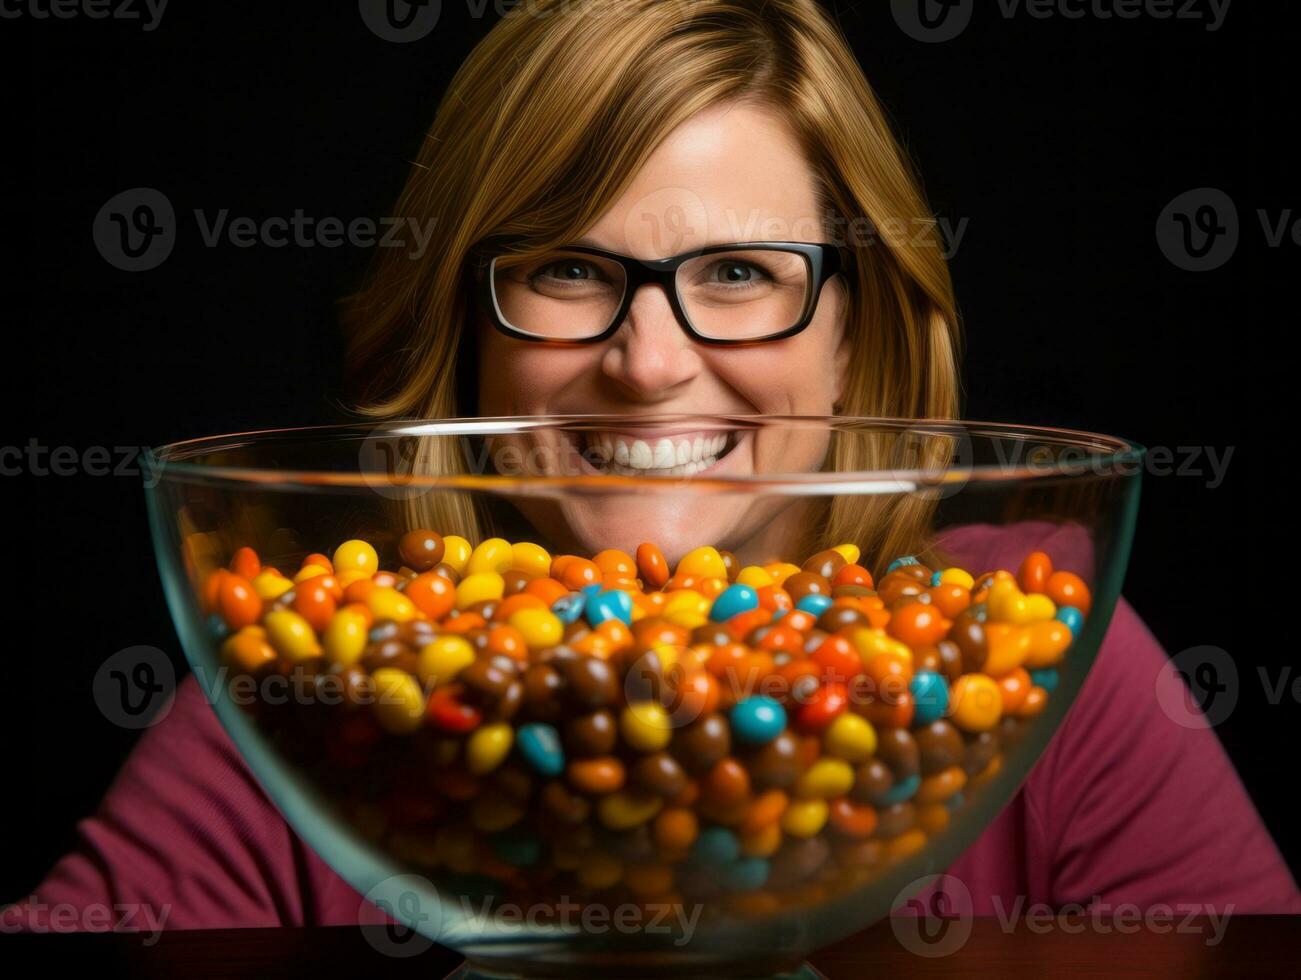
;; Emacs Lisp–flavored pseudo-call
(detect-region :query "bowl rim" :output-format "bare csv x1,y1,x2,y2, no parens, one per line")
143,414,1147,493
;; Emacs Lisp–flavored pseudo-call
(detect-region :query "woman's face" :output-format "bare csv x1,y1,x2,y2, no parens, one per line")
476,102,851,561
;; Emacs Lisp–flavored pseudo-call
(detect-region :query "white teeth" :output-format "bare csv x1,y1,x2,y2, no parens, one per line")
653,438,676,468
582,431,729,475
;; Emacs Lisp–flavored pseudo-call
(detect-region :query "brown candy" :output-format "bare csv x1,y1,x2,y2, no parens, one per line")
951,608,988,672
556,655,619,709
802,549,847,581
876,802,916,838
745,730,801,790
398,529,445,572
963,730,1000,776
702,757,751,808
670,713,731,774
875,727,920,781
362,638,418,674
782,572,832,602
817,607,869,632
915,720,965,776
633,752,688,798
542,780,591,823
564,709,617,756
850,758,895,806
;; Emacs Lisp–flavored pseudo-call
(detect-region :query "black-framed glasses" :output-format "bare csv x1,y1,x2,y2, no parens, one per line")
470,238,851,345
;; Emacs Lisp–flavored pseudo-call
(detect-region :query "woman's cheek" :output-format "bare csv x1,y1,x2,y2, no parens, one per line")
708,341,838,414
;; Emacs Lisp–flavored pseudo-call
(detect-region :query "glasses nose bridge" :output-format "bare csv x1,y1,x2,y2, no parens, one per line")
615,256,691,338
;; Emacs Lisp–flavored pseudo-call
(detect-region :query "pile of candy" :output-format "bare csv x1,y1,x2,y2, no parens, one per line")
202,532,1089,916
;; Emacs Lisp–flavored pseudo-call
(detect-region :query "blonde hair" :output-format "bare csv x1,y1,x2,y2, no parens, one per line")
342,0,961,574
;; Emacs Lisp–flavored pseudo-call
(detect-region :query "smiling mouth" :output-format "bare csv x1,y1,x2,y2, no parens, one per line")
572,429,738,476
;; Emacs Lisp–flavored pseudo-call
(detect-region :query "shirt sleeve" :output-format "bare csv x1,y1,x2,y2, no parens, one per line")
2,674,347,931
1025,596,1301,912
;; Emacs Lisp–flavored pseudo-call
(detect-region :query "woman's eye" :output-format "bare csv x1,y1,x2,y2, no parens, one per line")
533,260,599,284
710,261,765,284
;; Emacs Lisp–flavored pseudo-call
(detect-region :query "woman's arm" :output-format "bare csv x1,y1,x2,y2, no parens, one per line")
1023,596,1300,911
2,675,354,931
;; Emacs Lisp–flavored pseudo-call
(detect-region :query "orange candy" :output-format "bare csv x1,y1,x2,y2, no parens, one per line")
636,543,670,590
888,603,951,648
524,576,569,607
997,667,1032,713
292,577,337,632
217,573,262,629
1046,570,1092,614
229,546,261,581
1017,550,1053,594
559,558,601,591
405,571,455,619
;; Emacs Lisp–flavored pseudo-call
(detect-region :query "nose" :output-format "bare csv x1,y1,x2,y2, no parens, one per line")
600,284,703,400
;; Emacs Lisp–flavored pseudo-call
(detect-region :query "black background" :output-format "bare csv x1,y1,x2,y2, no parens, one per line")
3,0,1290,900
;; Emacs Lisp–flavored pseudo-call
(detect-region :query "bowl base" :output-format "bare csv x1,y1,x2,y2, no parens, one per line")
445,961,828,980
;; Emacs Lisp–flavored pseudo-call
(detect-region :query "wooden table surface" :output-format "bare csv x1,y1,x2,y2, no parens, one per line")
10,916,1295,978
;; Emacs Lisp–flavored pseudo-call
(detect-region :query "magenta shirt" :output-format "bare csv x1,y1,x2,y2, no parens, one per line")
6,523,1298,932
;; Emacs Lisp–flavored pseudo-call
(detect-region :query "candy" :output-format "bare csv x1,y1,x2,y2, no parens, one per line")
207,533,1086,917
729,695,787,745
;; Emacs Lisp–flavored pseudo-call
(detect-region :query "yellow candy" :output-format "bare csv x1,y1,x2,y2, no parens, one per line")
950,674,1003,732
597,791,664,830
441,535,472,575
764,562,801,586
794,758,855,799
262,609,322,662
221,626,276,673
509,608,563,648
466,723,514,775
831,543,861,565
1022,593,1057,623
740,822,783,858
455,572,505,609
823,713,878,763
322,607,369,667
938,567,975,589
335,570,373,589
736,566,774,589
467,537,513,576
675,546,727,580
251,570,293,601
850,628,913,669
511,541,552,577
333,539,379,578
1025,619,1072,668
366,586,418,623
620,701,672,751
371,667,425,734
293,564,329,584
417,635,476,686
981,623,1030,676
662,590,709,629
780,798,829,838
576,852,623,889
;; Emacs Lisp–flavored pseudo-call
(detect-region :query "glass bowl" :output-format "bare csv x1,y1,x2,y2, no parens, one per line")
144,416,1143,978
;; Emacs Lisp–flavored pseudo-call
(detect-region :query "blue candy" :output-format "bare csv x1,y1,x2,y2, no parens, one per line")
690,826,740,865
580,583,604,596
516,723,564,777
729,695,787,745
795,594,833,617
586,588,633,626
710,583,760,622
206,613,229,639
885,556,919,575
770,607,789,622
881,774,921,805
909,670,949,725
1056,606,1084,637
551,592,586,624
721,857,770,891
1030,667,1059,693
930,571,943,587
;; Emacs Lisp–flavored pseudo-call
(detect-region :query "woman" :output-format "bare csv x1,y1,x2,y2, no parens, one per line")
7,0,1296,934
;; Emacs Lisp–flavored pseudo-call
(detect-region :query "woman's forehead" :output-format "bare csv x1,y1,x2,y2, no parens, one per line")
579,102,827,257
